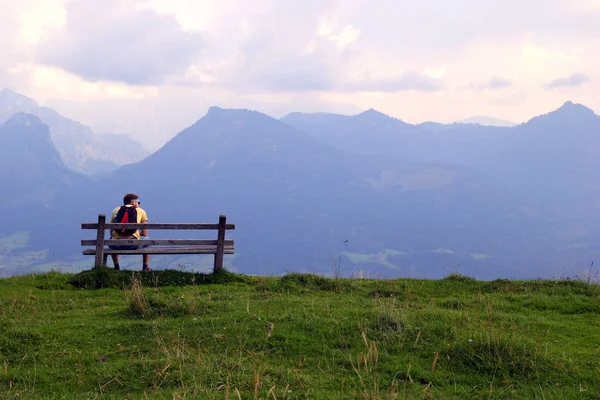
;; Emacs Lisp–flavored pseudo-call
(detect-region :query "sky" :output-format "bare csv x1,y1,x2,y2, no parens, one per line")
1,0,599,149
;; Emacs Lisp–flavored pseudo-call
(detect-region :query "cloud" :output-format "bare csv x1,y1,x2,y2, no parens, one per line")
221,48,341,93
36,0,203,85
208,1,352,93
251,61,336,92
472,77,512,91
342,72,444,92
545,73,591,88
318,23,362,48
209,3,442,94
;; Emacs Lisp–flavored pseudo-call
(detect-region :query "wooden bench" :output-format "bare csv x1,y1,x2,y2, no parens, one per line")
82,214,235,272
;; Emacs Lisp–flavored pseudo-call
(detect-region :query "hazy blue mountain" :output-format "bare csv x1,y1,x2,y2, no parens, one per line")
0,89,38,119
417,121,446,131
286,103,600,212
488,101,600,218
281,109,424,158
0,113,91,276
0,113,87,209
0,88,148,174
282,103,600,277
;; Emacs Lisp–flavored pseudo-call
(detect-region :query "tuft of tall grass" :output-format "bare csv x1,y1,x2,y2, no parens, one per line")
443,331,545,378
126,275,147,316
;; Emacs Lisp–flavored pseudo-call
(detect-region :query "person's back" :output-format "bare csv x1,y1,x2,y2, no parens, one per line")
109,193,150,271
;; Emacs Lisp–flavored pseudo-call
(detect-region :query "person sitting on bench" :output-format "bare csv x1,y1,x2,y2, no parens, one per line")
109,193,150,271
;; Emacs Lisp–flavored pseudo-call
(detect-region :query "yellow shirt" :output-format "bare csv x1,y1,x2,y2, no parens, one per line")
110,205,148,239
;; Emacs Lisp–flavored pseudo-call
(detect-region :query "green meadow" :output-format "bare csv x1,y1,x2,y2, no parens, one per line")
0,269,598,399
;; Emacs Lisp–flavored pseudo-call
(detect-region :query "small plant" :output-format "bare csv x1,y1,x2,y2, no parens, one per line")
333,239,349,280
577,261,599,285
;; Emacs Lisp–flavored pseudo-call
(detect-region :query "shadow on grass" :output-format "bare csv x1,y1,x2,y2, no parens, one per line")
254,273,356,293
67,267,246,289
481,278,599,296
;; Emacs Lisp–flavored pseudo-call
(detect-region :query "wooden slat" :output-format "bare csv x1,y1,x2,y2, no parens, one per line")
81,239,234,246
82,223,235,230
82,246,234,255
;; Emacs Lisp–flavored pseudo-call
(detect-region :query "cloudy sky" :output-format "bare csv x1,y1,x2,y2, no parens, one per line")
1,0,598,148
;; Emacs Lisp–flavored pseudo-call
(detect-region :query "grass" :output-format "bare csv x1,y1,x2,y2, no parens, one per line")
0,269,598,399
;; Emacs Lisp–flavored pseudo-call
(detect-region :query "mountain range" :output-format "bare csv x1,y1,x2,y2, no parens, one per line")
0,98,598,279
0,88,148,174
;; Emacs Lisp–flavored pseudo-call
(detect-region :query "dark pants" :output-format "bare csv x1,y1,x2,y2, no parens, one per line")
108,236,150,250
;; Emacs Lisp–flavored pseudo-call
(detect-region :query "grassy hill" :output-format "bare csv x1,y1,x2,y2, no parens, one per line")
0,269,598,399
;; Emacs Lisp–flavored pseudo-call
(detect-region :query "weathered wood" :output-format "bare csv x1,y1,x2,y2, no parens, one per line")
81,239,234,247
94,214,106,268
82,223,235,230
83,246,235,255
214,215,227,272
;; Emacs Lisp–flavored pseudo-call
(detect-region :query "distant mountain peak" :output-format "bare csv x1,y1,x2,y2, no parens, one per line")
205,105,260,119
1,113,51,143
207,105,224,114
554,100,595,116
526,100,597,126
0,88,39,112
356,108,409,125
362,107,383,114
0,87,23,97
4,112,44,128
358,108,390,118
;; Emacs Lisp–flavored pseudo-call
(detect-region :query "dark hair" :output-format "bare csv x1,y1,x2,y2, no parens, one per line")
123,193,139,205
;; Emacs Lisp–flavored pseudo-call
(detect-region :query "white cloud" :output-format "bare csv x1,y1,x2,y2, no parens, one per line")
318,24,361,48
545,73,591,88
471,77,512,91
424,68,446,80
36,0,204,85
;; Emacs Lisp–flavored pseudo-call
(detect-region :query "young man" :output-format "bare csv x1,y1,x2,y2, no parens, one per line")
109,193,151,271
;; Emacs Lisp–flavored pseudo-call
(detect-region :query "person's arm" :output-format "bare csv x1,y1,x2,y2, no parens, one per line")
140,209,149,237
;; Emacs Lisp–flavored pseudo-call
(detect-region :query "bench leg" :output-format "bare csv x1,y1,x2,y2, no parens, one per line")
214,215,226,272
103,254,108,268
93,214,107,269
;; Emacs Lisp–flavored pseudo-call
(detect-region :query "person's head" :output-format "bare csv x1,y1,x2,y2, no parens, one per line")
123,193,140,207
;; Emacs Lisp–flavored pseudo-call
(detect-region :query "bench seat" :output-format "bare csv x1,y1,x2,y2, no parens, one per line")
83,245,234,255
